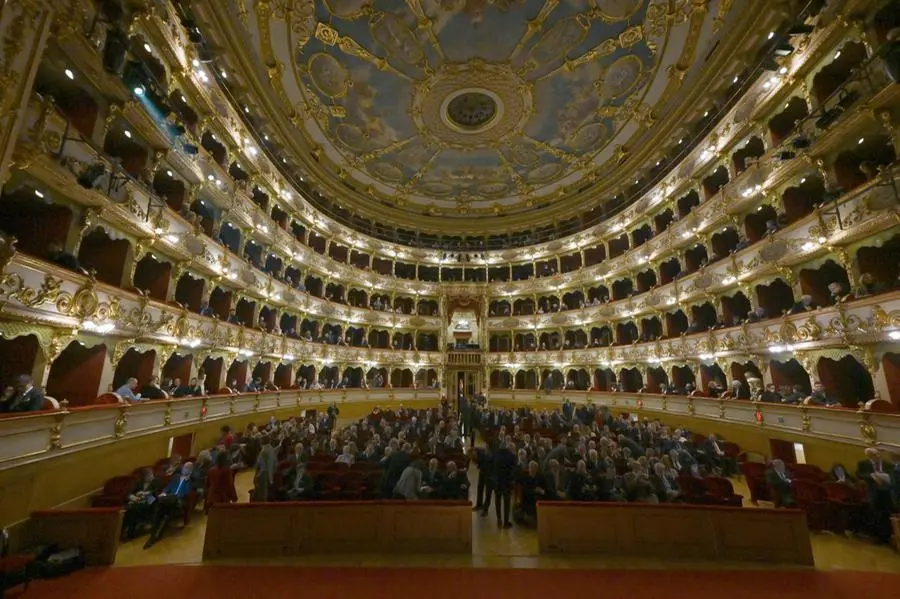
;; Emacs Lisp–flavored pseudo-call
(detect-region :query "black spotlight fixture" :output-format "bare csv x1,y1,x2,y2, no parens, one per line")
774,43,795,56
776,151,796,161
788,24,815,36
791,136,811,150
762,57,781,72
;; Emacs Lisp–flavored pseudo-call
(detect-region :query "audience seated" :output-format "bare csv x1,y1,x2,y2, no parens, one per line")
0,375,45,413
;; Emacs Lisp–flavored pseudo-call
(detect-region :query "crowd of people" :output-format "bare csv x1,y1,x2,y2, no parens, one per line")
463,400,736,528
103,392,900,550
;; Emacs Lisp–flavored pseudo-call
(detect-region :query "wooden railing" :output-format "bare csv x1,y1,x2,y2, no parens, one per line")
487,390,900,452
0,388,441,472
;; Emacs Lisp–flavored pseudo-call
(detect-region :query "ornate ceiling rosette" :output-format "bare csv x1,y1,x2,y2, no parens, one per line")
198,0,764,235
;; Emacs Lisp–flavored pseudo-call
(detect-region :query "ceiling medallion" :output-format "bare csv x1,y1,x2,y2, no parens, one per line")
413,60,533,149
443,89,501,133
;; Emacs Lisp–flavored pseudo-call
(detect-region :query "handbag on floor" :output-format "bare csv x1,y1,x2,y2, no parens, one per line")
34,547,85,579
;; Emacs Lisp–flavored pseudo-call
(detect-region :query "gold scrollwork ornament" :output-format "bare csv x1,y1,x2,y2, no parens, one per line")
114,405,129,439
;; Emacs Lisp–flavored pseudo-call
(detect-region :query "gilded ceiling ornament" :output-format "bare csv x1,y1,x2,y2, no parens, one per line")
322,0,371,18
562,38,619,73
314,22,340,46
370,12,425,66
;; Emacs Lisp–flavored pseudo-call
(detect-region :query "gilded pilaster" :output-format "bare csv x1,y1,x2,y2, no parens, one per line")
0,0,55,185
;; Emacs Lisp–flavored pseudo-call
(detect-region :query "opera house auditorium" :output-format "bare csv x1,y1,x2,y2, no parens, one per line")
2,0,900,596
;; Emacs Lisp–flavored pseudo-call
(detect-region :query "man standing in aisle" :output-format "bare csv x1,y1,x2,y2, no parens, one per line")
493,440,517,529
469,446,494,517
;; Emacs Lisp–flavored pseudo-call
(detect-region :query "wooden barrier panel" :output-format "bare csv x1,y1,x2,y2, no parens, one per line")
537,502,813,566
27,508,123,565
203,501,472,560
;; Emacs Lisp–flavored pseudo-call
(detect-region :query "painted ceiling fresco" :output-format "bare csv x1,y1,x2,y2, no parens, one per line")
230,0,740,221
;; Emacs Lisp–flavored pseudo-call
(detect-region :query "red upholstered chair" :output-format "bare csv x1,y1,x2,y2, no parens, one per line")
702,476,744,506
739,462,770,504
676,475,711,504
314,472,342,500
791,464,828,483
333,461,349,472
91,475,138,507
351,462,376,472
338,471,366,499
94,392,124,404
790,479,831,530
823,481,864,533
362,472,383,499
720,441,740,459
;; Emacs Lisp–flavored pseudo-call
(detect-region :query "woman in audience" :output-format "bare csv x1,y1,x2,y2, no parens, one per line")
204,452,237,513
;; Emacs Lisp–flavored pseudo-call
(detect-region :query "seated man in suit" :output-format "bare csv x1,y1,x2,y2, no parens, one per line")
788,294,817,314
438,461,469,500
805,381,840,407
286,463,314,501
782,384,807,405
566,460,598,501
650,462,681,502
518,461,546,522
122,468,160,540
765,459,795,507
744,306,767,323
144,462,194,548
827,281,852,305
760,383,783,403
139,376,168,400
420,458,442,497
3,375,45,412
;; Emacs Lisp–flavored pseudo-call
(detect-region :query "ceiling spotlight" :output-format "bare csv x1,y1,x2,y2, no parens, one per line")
834,50,842,59
264,134,269,141
788,24,814,36
678,138,684,144
858,137,865,145
800,177,806,184
180,94,187,102
703,110,710,117
166,170,173,177
221,70,228,79
207,174,214,181
768,31,775,40
134,86,145,96
244,106,250,113
34,190,44,198
124,130,132,139
732,76,739,83
779,66,788,75
192,59,200,67
774,43,795,56
656,160,661,166
143,43,152,52
64,68,74,80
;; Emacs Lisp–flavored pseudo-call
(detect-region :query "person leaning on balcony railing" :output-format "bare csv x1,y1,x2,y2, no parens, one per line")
804,381,840,407
139,375,168,400
855,273,888,298
46,241,86,275
827,282,853,305
0,375,45,413
788,294,817,314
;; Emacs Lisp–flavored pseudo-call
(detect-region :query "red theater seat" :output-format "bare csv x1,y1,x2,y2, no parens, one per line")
91,475,137,507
